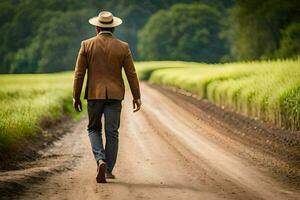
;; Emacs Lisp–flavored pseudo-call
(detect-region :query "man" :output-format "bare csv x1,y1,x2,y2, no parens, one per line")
72,11,141,183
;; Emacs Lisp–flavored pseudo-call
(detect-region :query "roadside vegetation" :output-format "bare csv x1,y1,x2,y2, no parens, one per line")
136,59,300,131
0,72,81,150
2,0,299,74
1,59,299,151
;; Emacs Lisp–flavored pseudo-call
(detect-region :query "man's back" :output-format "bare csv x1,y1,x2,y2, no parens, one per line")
72,11,141,183
73,32,140,101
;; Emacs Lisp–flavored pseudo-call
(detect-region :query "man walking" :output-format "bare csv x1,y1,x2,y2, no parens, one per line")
72,11,141,183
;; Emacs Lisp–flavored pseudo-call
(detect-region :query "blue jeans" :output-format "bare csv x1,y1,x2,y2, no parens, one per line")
87,99,122,173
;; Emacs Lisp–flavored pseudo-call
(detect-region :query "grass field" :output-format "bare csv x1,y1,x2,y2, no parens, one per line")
0,59,299,150
136,59,300,131
0,72,80,149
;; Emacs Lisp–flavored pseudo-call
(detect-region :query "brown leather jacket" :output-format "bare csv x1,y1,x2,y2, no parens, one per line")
73,33,141,100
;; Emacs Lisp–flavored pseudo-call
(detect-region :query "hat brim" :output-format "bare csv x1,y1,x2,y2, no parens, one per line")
88,16,122,27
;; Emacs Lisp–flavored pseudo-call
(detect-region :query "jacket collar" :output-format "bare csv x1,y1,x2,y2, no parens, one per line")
98,31,112,35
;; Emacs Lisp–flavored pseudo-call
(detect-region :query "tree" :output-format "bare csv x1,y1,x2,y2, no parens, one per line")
0,0,234,73
277,22,300,58
230,0,300,60
0,0,93,73
36,10,93,72
138,3,227,63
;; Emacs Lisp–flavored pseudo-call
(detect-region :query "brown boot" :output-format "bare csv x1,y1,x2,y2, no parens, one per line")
106,171,116,179
96,160,107,183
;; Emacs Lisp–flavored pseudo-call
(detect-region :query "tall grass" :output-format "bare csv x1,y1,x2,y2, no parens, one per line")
136,61,202,80
0,72,78,149
1,60,298,150
136,59,300,130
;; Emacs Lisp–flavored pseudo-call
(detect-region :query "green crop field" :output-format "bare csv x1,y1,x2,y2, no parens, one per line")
136,59,300,131
0,72,80,150
0,59,299,150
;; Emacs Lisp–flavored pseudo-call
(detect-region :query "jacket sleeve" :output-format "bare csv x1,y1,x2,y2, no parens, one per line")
123,44,141,100
73,41,87,100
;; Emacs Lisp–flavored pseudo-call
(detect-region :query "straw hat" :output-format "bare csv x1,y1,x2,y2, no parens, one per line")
89,11,122,27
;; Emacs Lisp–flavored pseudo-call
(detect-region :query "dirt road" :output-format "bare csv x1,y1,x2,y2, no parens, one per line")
0,83,299,200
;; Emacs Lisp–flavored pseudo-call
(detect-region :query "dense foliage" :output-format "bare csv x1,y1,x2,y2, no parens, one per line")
138,3,226,63
230,0,300,60
136,60,300,131
139,0,300,62
0,0,299,73
0,72,78,149
0,0,96,73
0,0,232,73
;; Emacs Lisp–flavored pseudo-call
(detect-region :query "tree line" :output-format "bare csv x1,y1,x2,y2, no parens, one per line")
0,0,299,73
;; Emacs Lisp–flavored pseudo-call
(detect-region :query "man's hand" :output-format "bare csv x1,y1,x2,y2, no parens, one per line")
73,98,82,112
133,98,141,112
